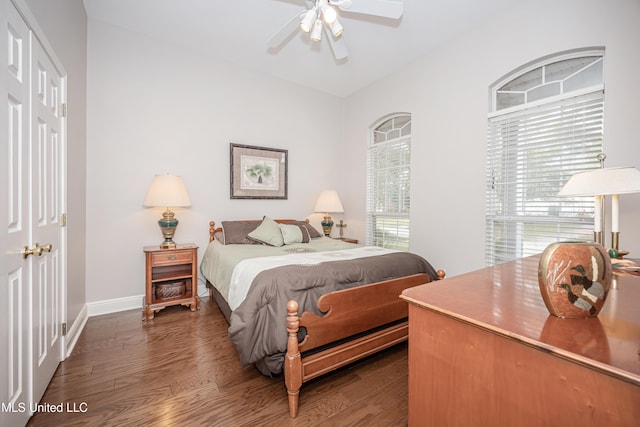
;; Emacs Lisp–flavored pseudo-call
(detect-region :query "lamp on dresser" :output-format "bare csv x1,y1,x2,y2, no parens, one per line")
143,174,192,249
314,189,344,237
558,165,640,254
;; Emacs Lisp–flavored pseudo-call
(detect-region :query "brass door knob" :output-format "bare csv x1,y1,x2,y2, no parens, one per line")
21,243,53,259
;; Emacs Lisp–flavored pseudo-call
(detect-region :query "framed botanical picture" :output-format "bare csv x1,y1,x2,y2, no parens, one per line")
230,143,288,199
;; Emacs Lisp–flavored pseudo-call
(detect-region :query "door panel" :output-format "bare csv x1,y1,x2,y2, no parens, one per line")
2,2,32,426
31,36,64,404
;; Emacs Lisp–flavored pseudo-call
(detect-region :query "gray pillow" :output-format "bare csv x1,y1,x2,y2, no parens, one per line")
213,230,225,244
221,221,261,245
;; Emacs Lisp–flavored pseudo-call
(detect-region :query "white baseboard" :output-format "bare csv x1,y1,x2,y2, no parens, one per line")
64,304,88,358
86,282,207,318
87,295,143,317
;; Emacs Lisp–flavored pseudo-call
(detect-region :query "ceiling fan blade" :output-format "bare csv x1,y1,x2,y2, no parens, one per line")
324,25,348,60
267,10,305,48
332,0,403,19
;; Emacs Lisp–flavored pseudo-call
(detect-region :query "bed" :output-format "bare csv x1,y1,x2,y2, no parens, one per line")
201,217,444,417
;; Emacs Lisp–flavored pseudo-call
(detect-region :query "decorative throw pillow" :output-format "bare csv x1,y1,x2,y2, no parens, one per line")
221,221,261,244
298,225,312,242
248,217,285,247
280,223,310,244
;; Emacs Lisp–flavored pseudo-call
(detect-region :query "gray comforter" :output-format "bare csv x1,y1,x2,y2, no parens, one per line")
228,251,438,376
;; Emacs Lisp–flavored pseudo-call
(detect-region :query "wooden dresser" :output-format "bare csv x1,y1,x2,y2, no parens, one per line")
401,255,640,427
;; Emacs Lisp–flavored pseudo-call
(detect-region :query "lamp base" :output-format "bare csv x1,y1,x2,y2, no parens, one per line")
321,214,334,237
158,209,179,249
607,232,630,258
160,240,177,249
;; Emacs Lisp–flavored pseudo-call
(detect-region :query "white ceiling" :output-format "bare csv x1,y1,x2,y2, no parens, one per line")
82,0,527,98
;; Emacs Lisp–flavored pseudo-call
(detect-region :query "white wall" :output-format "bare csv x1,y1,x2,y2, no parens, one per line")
341,0,640,277
85,20,344,303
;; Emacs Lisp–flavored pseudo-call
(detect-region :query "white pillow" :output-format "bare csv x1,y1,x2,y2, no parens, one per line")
247,217,284,247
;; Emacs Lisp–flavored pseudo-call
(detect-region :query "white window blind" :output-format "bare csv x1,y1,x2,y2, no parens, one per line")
486,90,604,265
367,115,411,250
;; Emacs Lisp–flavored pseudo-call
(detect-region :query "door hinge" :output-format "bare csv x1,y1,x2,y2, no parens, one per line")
61,213,67,227
60,103,67,118
61,323,67,336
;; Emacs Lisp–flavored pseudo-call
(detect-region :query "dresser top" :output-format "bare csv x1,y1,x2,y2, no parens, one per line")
401,255,640,385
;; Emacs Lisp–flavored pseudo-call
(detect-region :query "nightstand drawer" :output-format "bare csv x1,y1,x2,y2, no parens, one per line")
151,250,193,266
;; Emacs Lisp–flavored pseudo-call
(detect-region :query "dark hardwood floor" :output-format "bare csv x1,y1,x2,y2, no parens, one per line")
27,297,409,426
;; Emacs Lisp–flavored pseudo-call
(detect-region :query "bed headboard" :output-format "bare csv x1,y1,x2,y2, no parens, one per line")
208,219,307,242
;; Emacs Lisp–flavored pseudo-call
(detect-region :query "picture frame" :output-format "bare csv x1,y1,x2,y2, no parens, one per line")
230,143,288,199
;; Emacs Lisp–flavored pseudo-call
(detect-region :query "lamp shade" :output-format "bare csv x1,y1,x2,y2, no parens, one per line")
314,190,344,213
558,167,640,197
143,174,192,208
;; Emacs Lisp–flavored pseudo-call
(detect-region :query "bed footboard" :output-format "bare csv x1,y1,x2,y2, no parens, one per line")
285,271,445,417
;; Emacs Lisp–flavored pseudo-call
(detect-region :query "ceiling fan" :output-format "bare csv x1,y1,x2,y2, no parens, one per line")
267,0,404,60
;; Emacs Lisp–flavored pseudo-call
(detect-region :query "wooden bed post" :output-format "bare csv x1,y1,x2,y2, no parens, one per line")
208,221,216,242
285,301,302,418
208,221,216,301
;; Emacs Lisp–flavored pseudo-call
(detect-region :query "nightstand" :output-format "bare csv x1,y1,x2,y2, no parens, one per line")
333,237,358,244
143,244,199,320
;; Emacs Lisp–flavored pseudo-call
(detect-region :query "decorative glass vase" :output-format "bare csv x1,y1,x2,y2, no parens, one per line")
538,242,612,318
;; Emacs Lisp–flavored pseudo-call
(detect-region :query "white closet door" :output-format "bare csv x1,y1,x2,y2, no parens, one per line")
31,35,65,404
1,2,32,426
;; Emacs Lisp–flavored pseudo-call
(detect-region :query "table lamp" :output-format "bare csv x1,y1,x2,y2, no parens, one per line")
558,166,640,253
314,190,344,237
143,174,192,249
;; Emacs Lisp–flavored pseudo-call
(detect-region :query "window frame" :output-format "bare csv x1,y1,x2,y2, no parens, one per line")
366,113,412,250
486,49,605,266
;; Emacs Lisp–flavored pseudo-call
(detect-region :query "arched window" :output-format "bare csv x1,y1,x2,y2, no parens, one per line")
486,49,604,265
366,114,411,250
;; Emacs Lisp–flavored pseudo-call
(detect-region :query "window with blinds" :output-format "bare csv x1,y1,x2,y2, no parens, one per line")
486,51,604,265
367,114,411,250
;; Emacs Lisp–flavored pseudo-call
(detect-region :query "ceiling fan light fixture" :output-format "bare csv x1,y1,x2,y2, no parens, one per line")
310,18,323,41
330,18,344,37
300,9,316,32
268,0,404,61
